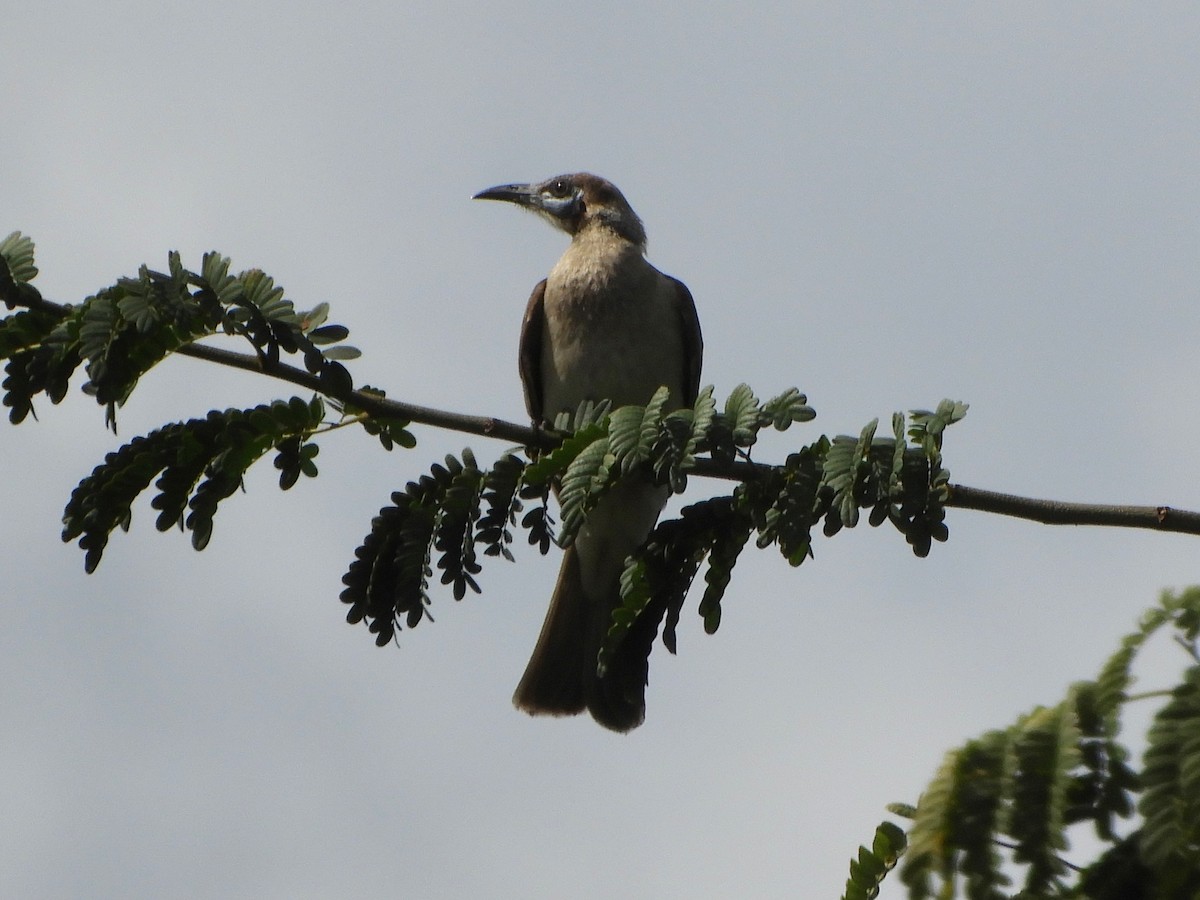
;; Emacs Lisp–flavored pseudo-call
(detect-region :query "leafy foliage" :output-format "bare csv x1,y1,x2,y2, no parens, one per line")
890,587,1200,899
842,820,907,900
336,383,962,672
0,231,38,287
0,235,360,428
339,450,490,645
62,397,327,572
822,401,965,557
333,386,418,452
1139,664,1200,889
0,236,419,572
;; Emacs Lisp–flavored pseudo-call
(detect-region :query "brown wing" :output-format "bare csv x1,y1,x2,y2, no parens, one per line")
518,279,547,423
669,276,703,406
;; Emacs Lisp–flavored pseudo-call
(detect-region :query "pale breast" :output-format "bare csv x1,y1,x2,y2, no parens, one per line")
539,242,687,418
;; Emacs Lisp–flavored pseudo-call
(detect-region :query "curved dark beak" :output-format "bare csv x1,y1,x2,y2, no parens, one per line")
472,182,536,206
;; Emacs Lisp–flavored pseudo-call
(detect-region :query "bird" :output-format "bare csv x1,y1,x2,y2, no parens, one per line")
474,173,703,732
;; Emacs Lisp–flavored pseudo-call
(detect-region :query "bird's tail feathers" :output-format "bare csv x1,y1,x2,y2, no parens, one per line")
512,544,651,732
512,545,589,718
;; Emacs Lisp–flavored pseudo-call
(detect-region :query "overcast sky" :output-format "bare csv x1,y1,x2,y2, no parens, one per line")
3,4,1199,898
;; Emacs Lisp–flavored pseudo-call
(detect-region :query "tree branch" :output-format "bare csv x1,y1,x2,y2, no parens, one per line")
947,484,1200,535
179,339,538,445
15,291,1200,538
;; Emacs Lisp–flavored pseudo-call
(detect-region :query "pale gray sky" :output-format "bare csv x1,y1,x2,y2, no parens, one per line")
3,3,1199,897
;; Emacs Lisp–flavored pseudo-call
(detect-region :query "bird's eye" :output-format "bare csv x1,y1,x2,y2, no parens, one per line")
538,178,581,220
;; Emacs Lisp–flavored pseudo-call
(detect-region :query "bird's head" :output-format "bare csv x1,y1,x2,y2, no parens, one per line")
473,173,646,247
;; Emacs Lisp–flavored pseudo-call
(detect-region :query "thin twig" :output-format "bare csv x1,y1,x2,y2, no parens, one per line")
1125,689,1176,703
947,484,1200,535
993,838,1083,873
1172,634,1200,664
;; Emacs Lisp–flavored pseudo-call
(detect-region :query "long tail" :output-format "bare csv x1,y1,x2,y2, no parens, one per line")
511,544,590,718
512,483,667,732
